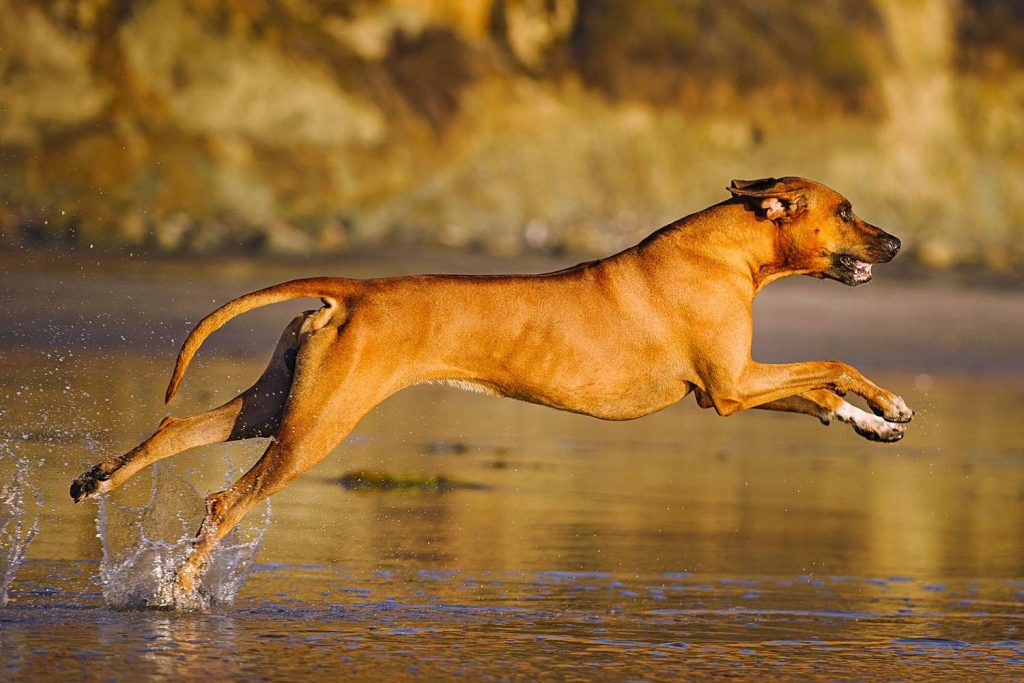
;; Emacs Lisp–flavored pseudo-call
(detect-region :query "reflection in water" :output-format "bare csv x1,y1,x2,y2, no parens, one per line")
0,455,39,606
98,460,271,610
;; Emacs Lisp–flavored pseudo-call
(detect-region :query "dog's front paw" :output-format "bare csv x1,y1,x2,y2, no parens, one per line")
852,416,906,443
837,403,907,443
871,393,914,424
69,463,113,502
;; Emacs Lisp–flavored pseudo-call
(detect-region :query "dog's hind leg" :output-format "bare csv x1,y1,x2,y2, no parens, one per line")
173,320,396,593
70,311,313,503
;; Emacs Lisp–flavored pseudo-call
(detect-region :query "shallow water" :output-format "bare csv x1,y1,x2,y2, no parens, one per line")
6,560,1024,679
2,256,1024,678
1,348,1024,678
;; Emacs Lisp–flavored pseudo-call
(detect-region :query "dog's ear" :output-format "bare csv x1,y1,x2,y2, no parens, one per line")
728,178,807,223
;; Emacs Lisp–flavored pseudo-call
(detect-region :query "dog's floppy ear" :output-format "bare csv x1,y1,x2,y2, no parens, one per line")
728,178,807,222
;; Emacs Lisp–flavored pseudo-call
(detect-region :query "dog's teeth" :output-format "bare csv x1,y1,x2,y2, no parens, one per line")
852,260,872,280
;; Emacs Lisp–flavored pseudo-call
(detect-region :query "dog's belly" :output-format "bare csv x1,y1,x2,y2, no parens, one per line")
538,380,693,420
522,372,692,420
433,365,693,421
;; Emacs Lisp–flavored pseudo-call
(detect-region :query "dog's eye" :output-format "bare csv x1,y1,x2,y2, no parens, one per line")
837,206,852,223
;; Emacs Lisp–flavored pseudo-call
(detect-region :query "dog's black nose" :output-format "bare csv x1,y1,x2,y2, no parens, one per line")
887,235,901,257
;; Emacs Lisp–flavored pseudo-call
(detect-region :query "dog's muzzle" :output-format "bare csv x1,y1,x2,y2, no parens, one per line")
826,234,901,286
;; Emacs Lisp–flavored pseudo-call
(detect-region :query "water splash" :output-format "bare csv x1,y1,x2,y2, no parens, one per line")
0,457,41,607
97,458,271,611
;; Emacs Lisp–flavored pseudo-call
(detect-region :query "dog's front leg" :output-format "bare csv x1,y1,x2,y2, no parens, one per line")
703,360,913,424
751,389,843,425
752,389,907,442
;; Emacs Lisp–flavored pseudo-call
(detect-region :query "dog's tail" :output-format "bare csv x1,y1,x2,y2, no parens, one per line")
165,277,347,403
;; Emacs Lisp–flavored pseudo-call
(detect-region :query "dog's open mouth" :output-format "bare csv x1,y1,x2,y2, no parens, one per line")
846,257,872,283
828,254,873,285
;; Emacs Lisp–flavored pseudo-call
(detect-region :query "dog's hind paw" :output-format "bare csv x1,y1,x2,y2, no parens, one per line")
70,464,113,502
852,419,905,443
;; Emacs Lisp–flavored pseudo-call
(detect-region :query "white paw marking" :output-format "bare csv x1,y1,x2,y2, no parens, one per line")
836,402,906,442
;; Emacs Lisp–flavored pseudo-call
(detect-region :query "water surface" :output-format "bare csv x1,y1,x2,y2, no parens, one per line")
1,256,1023,679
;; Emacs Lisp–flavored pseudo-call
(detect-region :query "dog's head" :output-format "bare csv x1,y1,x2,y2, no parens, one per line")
728,177,901,286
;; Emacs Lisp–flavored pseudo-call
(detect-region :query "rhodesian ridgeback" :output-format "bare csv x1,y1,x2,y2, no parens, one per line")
71,176,912,594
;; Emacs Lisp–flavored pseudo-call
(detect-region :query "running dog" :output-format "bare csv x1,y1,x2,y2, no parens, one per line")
71,176,913,593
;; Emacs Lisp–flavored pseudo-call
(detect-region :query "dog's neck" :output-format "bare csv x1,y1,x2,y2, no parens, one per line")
637,201,810,293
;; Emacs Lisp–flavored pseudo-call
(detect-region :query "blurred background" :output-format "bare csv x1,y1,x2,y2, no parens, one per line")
2,0,1023,271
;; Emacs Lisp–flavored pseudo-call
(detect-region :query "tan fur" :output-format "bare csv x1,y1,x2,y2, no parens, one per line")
71,176,913,594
